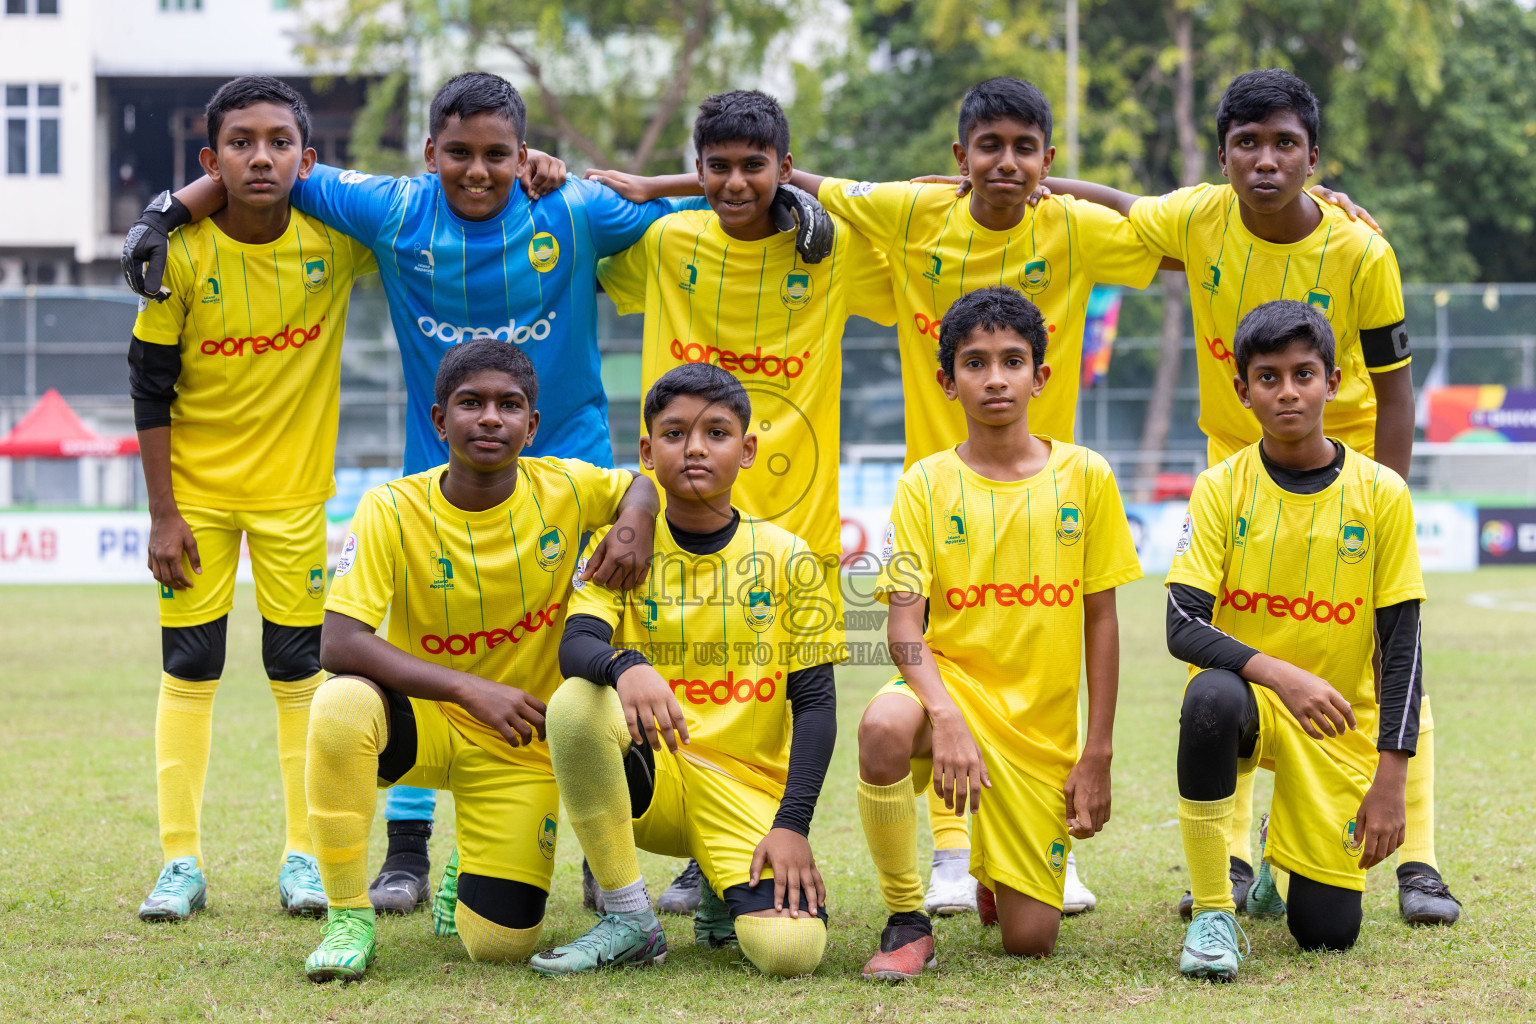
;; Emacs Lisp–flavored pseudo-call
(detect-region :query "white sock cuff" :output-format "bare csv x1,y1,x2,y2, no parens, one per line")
601,877,650,914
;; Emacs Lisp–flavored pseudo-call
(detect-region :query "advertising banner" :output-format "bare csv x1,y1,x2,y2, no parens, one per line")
1477,507,1536,565
1426,386,1536,442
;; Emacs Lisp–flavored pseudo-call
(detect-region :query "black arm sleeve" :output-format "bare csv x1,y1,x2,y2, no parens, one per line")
557,613,650,687
127,335,181,430
772,662,837,837
1374,600,1423,754
1360,320,1411,369
1167,583,1261,672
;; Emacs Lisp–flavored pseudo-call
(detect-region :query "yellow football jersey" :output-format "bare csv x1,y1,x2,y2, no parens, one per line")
874,442,1142,788
1129,185,1408,461
598,209,894,561
569,509,846,797
1165,441,1425,778
325,458,633,769
132,212,377,510
818,180,1161,466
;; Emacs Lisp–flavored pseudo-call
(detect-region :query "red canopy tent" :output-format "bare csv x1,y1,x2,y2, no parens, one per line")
0,389,139,458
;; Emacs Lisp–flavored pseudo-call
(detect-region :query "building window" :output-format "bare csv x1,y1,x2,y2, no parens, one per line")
5,0,27,14
159,0,203,9
5,83,60,176
5,0,60,13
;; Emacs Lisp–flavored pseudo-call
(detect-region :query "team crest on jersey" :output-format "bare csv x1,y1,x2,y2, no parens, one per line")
537,526,566,570
538,814,558,859
678,259,698,294
159,583,174,600
1056,503,1083,545
1201,259,1221,295
1174,513,1193,556
335,532,359,578
746,589,775,632
528,232,560,272
943,514,966,546
303,257,329,293
1048,838,1067,874
1020,258,1051,294
780,271,813,310
923,252,942,283
306,564,325,599
1306,288,1334,319
1342,816,1363,855
642,597,660,632
880,522,895,564
1235,515,1248,547
430,552,455,590
200,276,222,304
1338,520,1369,563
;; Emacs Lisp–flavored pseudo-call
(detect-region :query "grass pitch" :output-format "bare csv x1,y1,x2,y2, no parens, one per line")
2,573,1534,1022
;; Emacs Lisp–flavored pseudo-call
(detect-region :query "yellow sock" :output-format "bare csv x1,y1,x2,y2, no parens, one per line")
735,914,828,977
455,901,544,963
1180,795,1236,915
1273,864,1291,902
155,673,219,864
305,676,386,910
1230,771,1256,864
926,787,970,852
545,678,640,892
271,670,323,858
858,775,923,914
1400,699,1437,869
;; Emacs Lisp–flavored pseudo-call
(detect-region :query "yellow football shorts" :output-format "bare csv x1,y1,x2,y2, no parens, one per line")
874,678,1070,911
387,696,561,890
157,503,328,628
631,745,785,899
1243,684,1375,891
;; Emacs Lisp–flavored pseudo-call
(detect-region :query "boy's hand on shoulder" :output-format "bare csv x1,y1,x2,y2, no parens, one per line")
1308,185,1381,233
583,168,655,204
456,676,547,749
769,184,834,264
616,663,689,753
749,827,825,916
1355,750,1408,868
121,191,192,300
581,507,655,591
520,149,567,201
1247,653,1357,740
147,507,201,589
931,708,991,816
1064,749,1111,839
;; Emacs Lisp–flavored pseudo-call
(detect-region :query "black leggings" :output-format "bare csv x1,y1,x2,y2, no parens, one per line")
1178,669,1363,951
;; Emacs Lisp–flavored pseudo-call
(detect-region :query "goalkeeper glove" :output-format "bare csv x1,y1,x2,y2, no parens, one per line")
121,190,192,300
770,184,834,264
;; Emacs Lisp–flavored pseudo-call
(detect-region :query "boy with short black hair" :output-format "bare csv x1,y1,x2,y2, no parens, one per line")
128,74,376,924
861,286,1140,980
1167,299,1424,981
532,362,842,977
302,339,658,981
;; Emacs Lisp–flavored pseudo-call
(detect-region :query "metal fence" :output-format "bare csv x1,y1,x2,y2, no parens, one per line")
3,282,1535,505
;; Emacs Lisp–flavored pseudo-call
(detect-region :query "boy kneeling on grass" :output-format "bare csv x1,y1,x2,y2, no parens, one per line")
1167,299,1425,982
533,362,842,978
861,285,1141,979
303,339,657,981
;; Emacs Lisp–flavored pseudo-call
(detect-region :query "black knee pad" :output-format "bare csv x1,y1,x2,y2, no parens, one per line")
162,617,229,680
1286,873,1362,951
1180,669,1255,741
723,879,828,923
457,873,548,929
262,619,321,682
1178,669,1260,801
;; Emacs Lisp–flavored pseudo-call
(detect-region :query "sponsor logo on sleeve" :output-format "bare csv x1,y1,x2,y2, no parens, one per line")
844,181,877,197
334,532,358,578
571,555,588,590
1174,513,1193,556
879,522,895,564
338,169,372,185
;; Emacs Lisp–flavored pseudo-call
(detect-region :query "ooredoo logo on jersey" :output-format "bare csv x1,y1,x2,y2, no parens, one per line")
945,576,1080,610
419,602,561,655
1219,586,1364,625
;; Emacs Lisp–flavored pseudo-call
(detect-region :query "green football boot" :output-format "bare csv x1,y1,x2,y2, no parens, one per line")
305,907,377,983
692,882,737,949
529,909,668,975
1179,910,1247,983
1246,814,1287,918
431,847,458,937
277,851,328,917
138,856,207,923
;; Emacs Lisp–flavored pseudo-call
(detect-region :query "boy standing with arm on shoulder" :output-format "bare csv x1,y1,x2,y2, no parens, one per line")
533,364,842,978
304,340,657,981
860,287,1141,979
128,76,376,924
1166,299,1425,981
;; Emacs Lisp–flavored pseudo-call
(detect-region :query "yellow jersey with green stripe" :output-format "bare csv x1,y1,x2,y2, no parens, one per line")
873,442,1142,787
818,180,1161,466
324,458,633,769
597,209,894,562
1129,185,1408,461
569,509,845,797
131,212,376,510
1165,441,1424,777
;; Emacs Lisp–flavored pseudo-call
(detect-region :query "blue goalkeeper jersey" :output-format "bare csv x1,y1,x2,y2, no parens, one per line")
292,164,695,473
